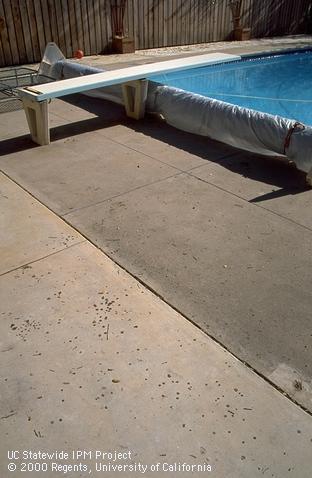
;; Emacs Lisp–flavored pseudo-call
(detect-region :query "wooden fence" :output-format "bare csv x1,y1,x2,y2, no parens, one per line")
0,0,310,67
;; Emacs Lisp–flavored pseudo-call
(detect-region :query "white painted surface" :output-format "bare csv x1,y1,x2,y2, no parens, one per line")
18,53,240,101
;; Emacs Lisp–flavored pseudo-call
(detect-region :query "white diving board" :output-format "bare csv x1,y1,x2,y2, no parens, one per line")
17,52,241,145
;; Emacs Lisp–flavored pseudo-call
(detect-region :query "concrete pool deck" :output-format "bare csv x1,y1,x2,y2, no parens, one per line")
1,36,312,476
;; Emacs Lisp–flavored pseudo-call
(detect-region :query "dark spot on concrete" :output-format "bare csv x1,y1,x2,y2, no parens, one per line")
293,380,303,391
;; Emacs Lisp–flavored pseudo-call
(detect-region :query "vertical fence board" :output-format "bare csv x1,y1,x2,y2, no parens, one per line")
199,0,205,43
26,0,41,61
11,0,27,63
47,0,60,46
3,0,19,64
135,0,142,48
219,0,228,41
158,0,164,48
61,0,72,57
132,0,139,48
123,0,128,36
0,0,12,65
192,0,199,43
209,1,216,42
75,0,85,53
67,0,79,53
178,0,183,45
153,0,159,47
202,0,208,44
214,0,220,42
0,33,4,65
166,0,172,46
93,0,102,52
182,0,189,45
99,0,106,49
184,0,190,45
143,0,148,49
125,0,132,41
188,0,194,44
33,0,47,55
53,0,65,53
105,0,112,51
104,0,112,52
0,17,4,64
40,0,52,44
148,0,153,49
173,0,178,46
80,0,91,55
87,0,96,54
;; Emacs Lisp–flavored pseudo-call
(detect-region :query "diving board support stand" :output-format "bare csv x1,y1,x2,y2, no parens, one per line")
20,79,148,146
21,97,50,146
122,79,148,120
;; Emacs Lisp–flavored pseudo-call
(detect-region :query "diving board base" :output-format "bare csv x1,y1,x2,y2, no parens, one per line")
122,80,148,120
22,98,50,146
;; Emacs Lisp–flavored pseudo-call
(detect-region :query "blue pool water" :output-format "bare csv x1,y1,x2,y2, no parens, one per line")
149,49,312,126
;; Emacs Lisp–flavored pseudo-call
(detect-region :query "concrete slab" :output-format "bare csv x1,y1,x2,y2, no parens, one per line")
65,173,312,411
22,94,235,173
48,95,126,123
0,110,30,139
1,240,312,478
0,107,77,141
97,122,237,172
0,173,83,275
48,96,235,172
0,128,178,215
190,155,312,229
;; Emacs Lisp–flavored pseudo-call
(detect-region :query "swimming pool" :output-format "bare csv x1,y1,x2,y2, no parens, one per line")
149,49,312,127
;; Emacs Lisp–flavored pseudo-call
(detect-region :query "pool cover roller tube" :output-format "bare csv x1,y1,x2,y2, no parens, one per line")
146,83,312,177
39,43,312,181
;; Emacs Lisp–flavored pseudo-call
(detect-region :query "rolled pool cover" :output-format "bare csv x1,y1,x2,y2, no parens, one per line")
39,43,312,176
146,82,312,175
